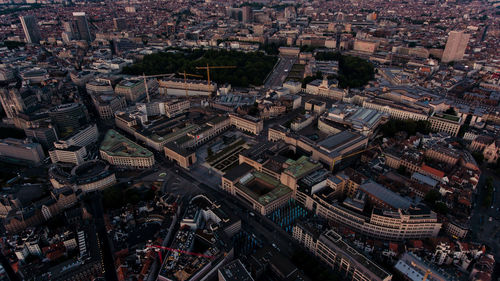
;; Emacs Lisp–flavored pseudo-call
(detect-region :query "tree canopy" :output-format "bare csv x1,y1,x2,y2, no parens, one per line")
314,52,374,88
122,49,277,87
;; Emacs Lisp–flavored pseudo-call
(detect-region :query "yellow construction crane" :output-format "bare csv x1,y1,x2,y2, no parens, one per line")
141,73,175,102
195,64,236,85
178,71,203,99
330,146,375,171
410,261,446,281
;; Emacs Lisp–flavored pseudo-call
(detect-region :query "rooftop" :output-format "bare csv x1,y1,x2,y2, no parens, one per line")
100,129,153,158
237,171,292,206
284,156,321,179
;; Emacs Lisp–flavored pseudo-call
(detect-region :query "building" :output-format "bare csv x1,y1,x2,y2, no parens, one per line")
222,164,292,215
229,113,263,135
218,259,253,281
164,142,196,169
0,87,38,119
115,79,147,102
158,78,216,96
0,138,45,165
164,99,190,118
305,99,326,114
99,129,155,169
91,93,127,119
19,15,41,44
442,31,470,63
428,112,462,136
24,123,58,150
72,12,92,42
362,98,428,121
48,103,89,134
49,161,116,192
305,78,344,100
49,146,87,165
353,39,379,54
85,79,114,95
53,124,98,149
395,253,448,281
293,223,392,281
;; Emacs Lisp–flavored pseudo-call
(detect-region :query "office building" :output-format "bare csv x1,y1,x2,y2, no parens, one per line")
293,223,392,281
442,31,470,63
0,138,45,165
19,15,41,44
49,145,87,165
91,93,127,119
24,123,58,150
164,142,196,169
428,112,462,136
115,79,146,102
71,12,92,42
48,103,89,134
100,129,155,169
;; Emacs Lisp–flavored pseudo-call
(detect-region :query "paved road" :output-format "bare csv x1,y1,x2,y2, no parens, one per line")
264,56,296,89
470,168,500,259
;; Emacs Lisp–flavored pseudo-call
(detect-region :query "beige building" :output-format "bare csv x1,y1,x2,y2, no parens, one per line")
442,31,470,63
99,129,155,169
362,99,428,121
428,112,462,136
229,114,263,135
49,146,87,165
293,223,392,281
115,79,146,101
305,78,344,100
353,39,379,54
164,99,190,118
91,93,127,119
164,142,196,169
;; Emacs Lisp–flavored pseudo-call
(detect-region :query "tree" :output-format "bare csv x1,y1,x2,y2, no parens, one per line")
444,107,457,116
424,189,441,205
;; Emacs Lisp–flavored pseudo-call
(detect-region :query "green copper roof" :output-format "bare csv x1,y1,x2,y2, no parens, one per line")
100,129,153,158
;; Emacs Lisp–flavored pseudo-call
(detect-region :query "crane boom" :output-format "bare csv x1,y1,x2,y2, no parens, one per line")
195,64,236,85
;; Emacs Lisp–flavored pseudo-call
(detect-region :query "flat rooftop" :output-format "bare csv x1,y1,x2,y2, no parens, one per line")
359,181,411,210
320,230,392,280
284,156,321,179
237,171,292,206
100,129,153,158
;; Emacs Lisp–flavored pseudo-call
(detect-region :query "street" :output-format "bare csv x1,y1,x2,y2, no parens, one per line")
264,56,296,89
469,168,500,259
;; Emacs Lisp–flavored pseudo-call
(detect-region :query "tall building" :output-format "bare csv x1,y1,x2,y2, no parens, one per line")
19,15,41,44
72,12,92,42
442,31,470,63
242,6,252,23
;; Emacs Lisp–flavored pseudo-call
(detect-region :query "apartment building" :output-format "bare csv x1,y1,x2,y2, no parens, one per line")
428,112,462,136
293,223,392,281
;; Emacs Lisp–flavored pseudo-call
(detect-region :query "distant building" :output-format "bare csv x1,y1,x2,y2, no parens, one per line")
24,123,58,150
71,12,92,42
19,15,41,44
442,31,470,63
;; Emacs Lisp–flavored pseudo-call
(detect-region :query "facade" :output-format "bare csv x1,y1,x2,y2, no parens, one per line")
164,99,190,118
158,78,216,96
428,113,462,136
293,223,392,281
305,78,344,100
49,146,87,165
19,15,41,44
229,113,263,135
442,31,470,63
362,99,428,121
53,124,98,149
99,129,155,169
0,138,45,164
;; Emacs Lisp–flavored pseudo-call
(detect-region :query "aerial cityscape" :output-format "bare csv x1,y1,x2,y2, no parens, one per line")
0,0,499,280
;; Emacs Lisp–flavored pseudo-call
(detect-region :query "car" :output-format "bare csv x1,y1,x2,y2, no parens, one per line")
249,212,255,217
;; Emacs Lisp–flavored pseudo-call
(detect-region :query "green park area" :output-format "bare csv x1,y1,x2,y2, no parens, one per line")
122,49,277,87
